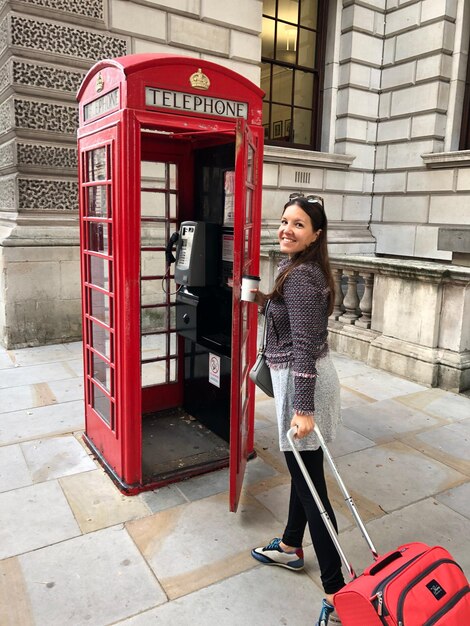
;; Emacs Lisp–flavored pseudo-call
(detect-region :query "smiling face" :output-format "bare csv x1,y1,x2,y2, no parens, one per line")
278,203,320,257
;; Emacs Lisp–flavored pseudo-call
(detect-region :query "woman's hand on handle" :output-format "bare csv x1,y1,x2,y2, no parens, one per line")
291,413,315,439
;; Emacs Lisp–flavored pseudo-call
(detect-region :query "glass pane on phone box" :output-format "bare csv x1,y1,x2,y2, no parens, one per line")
87,148,106,182
169,332,177,354
244,226,252,259
169,193,177,219
278,0,299,23
141,190,166,218
141,161,166,188
262,18,275,59
300,0,317,29
247,146,254,183
245,189,253,223
141,281,167,306
293,108,312,145
298,29,316,67
91,322,111,359
141,249,165,279
141,221,166,246
92,384,112,426
88,186,107,217
141,332,167,360
90,289,111,325
88,222,110,255
92,352,112,393
272,67,293,105
169,163,177,190
169,359,177,382
142,361,166,387
89,256,110,291
141,307,167,334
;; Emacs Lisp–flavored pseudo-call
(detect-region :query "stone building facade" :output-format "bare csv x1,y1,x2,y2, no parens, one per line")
0,0,469,391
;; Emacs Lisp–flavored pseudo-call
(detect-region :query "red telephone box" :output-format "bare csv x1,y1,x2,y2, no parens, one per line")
76,54,264,511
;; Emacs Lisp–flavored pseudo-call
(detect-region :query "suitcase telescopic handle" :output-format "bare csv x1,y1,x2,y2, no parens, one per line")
287,425,379,580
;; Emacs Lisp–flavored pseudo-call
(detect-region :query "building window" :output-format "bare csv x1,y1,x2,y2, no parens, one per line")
460,42,470,149
261,0,327,149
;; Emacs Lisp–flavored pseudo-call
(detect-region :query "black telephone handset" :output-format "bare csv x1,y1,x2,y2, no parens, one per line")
165,231,180,266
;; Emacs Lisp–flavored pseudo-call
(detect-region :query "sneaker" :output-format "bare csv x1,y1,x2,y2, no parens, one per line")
251,537,304,570
315,599,342,626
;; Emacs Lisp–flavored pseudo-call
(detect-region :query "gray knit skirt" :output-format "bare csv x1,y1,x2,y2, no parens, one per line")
270,353,341,452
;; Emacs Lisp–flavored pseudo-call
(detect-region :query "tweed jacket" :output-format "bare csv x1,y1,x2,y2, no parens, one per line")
264,259,330,415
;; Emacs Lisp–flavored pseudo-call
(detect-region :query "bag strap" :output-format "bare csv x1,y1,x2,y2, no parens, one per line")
259,299,270,354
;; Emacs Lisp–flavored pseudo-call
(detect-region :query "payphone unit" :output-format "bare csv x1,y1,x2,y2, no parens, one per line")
77,54,263,511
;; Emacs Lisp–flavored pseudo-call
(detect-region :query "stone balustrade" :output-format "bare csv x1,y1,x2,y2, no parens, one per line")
260,250,470,393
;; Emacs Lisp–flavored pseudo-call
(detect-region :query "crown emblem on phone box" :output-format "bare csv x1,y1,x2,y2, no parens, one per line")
190,69,210,90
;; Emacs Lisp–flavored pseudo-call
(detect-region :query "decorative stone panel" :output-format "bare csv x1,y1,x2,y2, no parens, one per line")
0,61,9,94
14,99,78,135
0,176,16,209
11,0,104,20
12,60,85,94
17,142,77,170
0,99,13,134
18,178,77,211
0,141,15,169
0,18,8,55
10,16,127,62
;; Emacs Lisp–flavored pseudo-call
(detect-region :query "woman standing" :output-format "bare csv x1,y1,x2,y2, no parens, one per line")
251,193,345,626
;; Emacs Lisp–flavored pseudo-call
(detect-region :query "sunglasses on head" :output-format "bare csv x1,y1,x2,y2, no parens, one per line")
288,192,324,209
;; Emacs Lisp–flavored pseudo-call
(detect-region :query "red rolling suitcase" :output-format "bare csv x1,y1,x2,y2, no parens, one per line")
287,426,470,626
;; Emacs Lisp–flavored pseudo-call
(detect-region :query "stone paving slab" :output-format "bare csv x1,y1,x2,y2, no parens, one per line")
408,419,470,477
0,444,32,493
0,361,78,389
0,383,56,414
341,369,427,401
0,400,84,445
436,482,470,520
113,565,324,626
334,440,467,513
126,491,281,600
336,498,470,579
21,435,97,482
6,343,76,367
0,481,81,560
397,387,470,421
342,398,443,443
59,469,151,534
16,526,166,626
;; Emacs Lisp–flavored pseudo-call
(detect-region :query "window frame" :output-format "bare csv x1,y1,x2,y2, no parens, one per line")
460,40,470,150
261,0,328,150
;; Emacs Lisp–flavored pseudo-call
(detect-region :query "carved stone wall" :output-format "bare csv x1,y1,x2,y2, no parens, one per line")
0,0,128,347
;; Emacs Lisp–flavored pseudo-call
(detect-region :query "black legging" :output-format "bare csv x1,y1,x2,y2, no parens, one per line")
282,448,346,595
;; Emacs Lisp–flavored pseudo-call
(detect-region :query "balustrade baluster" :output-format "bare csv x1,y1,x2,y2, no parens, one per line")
338,270,360,324
330,268,344,320
356,272,374,328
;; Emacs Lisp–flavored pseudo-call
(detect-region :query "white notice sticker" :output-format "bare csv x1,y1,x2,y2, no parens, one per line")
208,353,221,388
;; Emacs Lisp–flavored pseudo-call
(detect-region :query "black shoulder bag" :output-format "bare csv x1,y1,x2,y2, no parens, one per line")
249,301,274,398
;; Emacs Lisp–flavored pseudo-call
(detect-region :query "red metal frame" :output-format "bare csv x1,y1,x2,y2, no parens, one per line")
77,54,264,510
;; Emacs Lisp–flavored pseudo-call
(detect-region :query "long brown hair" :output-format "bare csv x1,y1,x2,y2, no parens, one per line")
269,196,335,316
